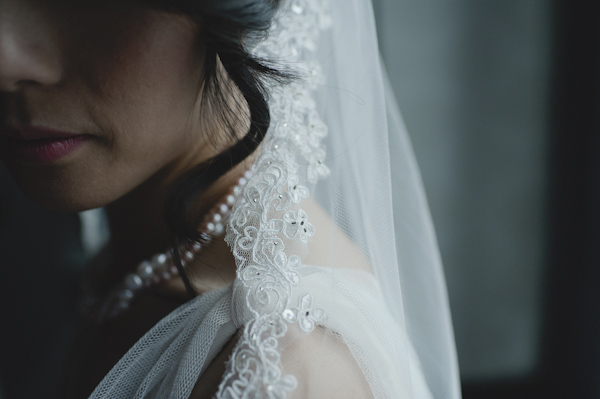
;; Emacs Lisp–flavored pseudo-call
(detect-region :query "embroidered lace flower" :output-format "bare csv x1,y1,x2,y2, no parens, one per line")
218,0,332,397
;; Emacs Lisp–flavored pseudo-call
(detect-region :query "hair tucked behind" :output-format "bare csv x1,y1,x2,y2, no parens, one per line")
141,0,289,297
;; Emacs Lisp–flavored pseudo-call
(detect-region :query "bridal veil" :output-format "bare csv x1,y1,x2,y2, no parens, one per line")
88,0,461,397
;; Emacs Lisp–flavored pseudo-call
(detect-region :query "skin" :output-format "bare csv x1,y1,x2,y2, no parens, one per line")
0,0,242,396
0,1,372,397
0,0,244,259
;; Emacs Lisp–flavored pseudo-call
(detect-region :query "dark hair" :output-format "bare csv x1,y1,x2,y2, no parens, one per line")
141,0,288,298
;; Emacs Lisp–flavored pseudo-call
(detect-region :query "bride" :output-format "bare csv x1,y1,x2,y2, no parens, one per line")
0,0,461,397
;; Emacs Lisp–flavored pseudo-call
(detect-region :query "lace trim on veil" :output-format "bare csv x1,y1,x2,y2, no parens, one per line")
219,0,332,397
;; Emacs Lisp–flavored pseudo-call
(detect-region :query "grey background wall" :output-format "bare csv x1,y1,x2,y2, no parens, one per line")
372,0,551,381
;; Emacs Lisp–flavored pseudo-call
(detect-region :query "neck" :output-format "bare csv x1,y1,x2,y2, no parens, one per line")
102,159,248,289
104,169,172,270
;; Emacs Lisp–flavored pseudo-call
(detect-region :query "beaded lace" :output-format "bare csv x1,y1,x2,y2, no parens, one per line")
218,0,332,396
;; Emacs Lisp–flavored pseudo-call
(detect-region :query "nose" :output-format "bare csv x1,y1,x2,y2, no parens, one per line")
0,3,61,91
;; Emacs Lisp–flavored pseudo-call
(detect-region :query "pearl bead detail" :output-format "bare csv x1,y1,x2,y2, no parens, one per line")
125,274,143,291
118,289,134,301
137,261,154,278
184,251,195,262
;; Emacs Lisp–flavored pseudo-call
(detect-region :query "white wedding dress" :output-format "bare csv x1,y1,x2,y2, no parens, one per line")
86,0,461,397
91,265,433,398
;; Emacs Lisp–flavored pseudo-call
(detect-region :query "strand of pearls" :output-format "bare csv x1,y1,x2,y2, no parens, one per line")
83,170,252,322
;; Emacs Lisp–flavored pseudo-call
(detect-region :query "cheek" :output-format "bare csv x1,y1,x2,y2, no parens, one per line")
81,10,202,148
56,10,205,208
2,7,207,212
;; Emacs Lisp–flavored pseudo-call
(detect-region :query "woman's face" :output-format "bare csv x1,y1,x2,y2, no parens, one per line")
0,0,210,211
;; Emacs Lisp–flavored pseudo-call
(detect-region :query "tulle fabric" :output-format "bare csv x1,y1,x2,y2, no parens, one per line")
87,0,461,397
90,267,435,398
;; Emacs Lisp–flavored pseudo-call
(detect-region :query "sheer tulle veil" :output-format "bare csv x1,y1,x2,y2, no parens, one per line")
86,0,461,397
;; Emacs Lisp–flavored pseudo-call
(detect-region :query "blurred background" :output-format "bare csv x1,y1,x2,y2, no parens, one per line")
373,0,600,398
1,1,599,398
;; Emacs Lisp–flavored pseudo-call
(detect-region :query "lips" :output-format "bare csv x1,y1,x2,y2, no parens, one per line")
0,125,91,163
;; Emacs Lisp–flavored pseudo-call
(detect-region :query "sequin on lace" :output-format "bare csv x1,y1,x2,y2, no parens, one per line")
218,0,332,397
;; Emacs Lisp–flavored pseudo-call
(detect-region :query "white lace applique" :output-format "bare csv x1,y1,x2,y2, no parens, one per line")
218,0,331,397
283,293,325,333
282,210,315,243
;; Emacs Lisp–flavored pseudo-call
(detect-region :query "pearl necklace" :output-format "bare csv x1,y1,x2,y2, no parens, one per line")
81,171,252,323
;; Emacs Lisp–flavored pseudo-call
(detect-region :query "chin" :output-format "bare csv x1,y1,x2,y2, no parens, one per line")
4,166,114,213
36,196,104,213
18,183,110,213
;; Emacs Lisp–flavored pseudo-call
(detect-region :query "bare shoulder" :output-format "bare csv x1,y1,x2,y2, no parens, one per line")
301,198,372,273
282,326,373,399
190,200,373,398
189,326,371,398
